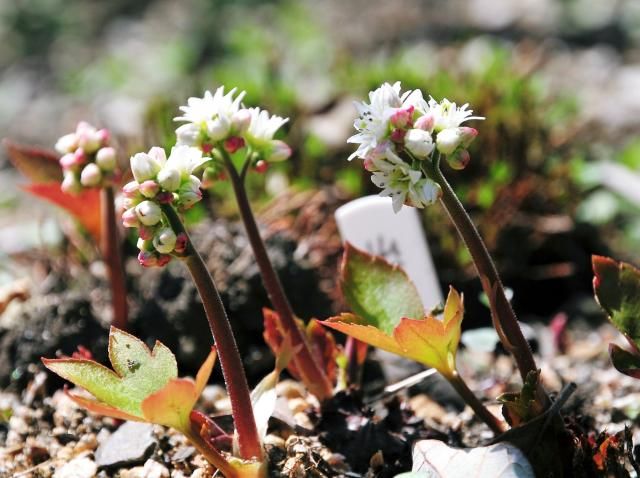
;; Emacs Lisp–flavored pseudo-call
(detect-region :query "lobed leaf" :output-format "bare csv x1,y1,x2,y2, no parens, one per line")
340,243,424,334
42,328,204,421
322,288,464,376
593,255,640,349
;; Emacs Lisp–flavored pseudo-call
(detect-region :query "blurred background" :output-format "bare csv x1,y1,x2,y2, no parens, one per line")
2,0,640,384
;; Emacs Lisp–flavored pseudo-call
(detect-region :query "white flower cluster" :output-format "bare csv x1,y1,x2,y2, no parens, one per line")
55,122,117,194
174,86,291,175
122,146,206,267
348,82,483,213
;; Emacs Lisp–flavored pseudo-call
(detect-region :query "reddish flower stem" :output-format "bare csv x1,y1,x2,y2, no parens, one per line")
446,372,505,434
427,158,550,408
161,204,263,461
222,152,334,401
100,186,128,330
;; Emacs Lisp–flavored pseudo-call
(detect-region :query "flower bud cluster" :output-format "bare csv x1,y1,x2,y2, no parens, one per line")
122,145,205,267
55,122,117,194
174,86,291,179
348,82,484,213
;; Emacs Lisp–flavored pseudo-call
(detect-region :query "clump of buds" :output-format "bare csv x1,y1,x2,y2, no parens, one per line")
122,145,207,267
55,122,117,194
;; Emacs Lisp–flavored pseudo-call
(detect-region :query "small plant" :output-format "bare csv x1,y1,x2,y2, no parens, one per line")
4,123,128,329
322,243,505,434
593,255,640,378
170,87,335,400
344,81,549,410
42,327,266,477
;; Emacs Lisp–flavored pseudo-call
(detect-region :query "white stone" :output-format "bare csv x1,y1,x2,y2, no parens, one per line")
53,456,97,478
335,195,443,309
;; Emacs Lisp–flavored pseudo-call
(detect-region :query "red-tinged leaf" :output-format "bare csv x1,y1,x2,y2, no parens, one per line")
593,255,640,349
66,390,143,422
608,343,640,379
305,320,338,384
263,309,337,384
23,183,102,240
322,288,464,376
322,313,406,357
141,378,198,431
195,347,217,397
3,139,62,183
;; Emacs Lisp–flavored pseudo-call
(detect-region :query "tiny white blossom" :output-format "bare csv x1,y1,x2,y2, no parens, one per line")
174,86,245,144
428,98,484,132
245,108,289,144
55,133,78,155
347,82,424,161
131,147,166,183
164,145,208,180
80,163,102,187
153,228,177,254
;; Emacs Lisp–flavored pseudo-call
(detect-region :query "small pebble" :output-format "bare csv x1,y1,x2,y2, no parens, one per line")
53,456,97,478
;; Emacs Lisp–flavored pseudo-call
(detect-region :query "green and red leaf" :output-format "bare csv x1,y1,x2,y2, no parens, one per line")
340,242,424,334
322,288,463,376
593,255,640,348
608,343,640,379
23,183,102,240
3,139,62,183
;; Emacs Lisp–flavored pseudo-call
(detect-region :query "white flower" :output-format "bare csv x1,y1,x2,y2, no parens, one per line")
428,98,484,132
245,108,289,144
164,145,208,180
404,129,434,159
347,82,424,161
174,86,246,143
370,162,423,213
131,147,166,183
157,168,181,192
75,122,103,154
264,140,291,162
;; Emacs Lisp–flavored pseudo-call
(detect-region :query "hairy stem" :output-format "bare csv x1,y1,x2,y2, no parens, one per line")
161,204,263,461
446,371,505,435
100,186,128,330
427,159,549,408
184,429,239,478
222,152,333,400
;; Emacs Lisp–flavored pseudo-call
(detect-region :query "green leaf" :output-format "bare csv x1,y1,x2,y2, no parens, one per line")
593,255,640,348
341,242,424,334
43,327,179,418
609,343,640,379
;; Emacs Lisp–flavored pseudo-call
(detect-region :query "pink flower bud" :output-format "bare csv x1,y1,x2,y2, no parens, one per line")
61,172,81,195
363,156,375,171
122,181,141,198
414,113,435,132
138,251,158,267
390,106,414,129
80,163,102,187
59,153,77,171
255,160,268,173
139,180,160,198
74,148,87,165
390,129,406,143
122,208,139,228
156,254,172,267
138,225,155,240
174,233,188,254
447,149,471,170
459,127,478,148
201,143,214,154
224,136,245,154
97,128,110,146
265,140,291,162
95,147,116,171
156,191,174,204
55,133,78,155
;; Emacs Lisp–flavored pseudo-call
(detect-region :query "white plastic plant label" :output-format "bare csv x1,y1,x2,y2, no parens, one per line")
335,195,443,310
